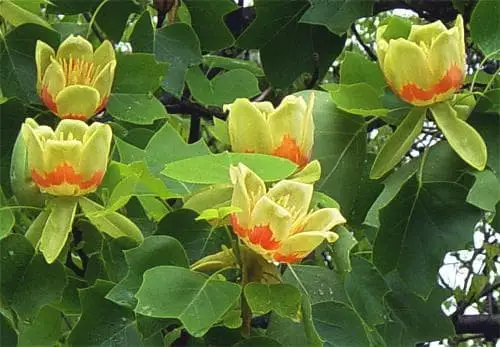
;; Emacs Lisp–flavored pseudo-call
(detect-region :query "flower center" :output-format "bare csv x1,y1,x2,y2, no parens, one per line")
272,135,309,167
59,57,96,86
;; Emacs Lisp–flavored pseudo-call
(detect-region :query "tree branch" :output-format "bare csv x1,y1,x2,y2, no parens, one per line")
83,13,105,42
351,23,377,61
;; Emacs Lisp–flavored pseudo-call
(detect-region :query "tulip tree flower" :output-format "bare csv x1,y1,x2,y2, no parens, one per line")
229,163,345,264
36,35,116,121
22,118,112,196
376,15,465,106
225,93,315,168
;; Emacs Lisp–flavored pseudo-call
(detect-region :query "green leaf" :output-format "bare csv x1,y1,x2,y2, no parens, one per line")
154,23,203,96
46,0,100,15
237,0,345,88
295,91,367,215
40,197,78,264
430,101,487,171
470,0,500,59
467,169,500,212
0,187,15,239
344,256,389,326
1,234,67,321
52,274,87,315
300,0,374,35
340,51,386,93
203,55,265,76
163,152,297,184
116,122,211,196
68,280,138,346
183,0,237,51
106,236,189,309
244,283,301,320
311,301,370,347
113,53,167,94
102,237,138,283
234,337,282,347
370,107,426,179
107,93,169,125
156,209,230,263
469,110,499,175
135,266,241,337
78,196,144,243
18,305,62,347
130,11,154,53
0,24,59,102
1,313,17,346
94,0,140,42
382,16,412,41
326,83,389,116
186,67,260,106
329,226,357,273
183,184,233,214
373,176,481,297
0,0,51,28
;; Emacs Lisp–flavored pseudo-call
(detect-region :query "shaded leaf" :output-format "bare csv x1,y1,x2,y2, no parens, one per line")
130,11,154,53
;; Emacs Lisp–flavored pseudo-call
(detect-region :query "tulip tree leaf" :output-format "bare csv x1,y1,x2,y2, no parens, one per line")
156,209,230,263
329,226,357,273
244,283,302,320
185,66,260,106
0,234,67,321
370,107,426,179
162,152,297,184
430,102,487,171
130,11,154,53
0,187,15,239
237,0,345,88
113,53,167,94
78,197,144,243
325,83,389,116
0,0,51,28
470,0,500,59
68,280,139,346
469,110,500,175
234,337,282,347
107,93,169,125
299,0,374,35
340,51,386,93
0,23,59,102
183,0,237,51
94,0,140,42
467,169,500,212
295,91,367,215
154,23,203,96
106,236,189,309
18,306,62,347
135,265,242,337
382,16,412,41
203,55,265,77
1,313,17,346
373,176,481,298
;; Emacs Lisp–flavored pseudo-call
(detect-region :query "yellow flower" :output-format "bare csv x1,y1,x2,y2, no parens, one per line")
225,93,315,168
36,35,117,121
376,15,465,106
229,163,345,263
21,118,112,196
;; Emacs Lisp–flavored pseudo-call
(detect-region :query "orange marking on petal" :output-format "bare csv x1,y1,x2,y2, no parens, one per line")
95,96,109,114
41,86,58,113
248,225,280,250
31,163,103,191
272,135,309,168
273,252,302,264
230,214,249,238
60,114,90,121
399,64,464,103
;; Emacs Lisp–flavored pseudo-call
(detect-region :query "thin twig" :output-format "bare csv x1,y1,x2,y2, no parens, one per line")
350,23,377,61
83,12,105,42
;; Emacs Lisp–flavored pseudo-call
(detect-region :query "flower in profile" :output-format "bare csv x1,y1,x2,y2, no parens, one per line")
21,118,112,196
36,35,116,121
225,93,315,168
229,163,345,263
376,15,465,106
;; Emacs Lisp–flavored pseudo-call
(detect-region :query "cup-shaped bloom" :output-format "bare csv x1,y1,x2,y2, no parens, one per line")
225,93,315,168
36,35,117,121
376,15,465,106
229,163,346,263
21,118,112,196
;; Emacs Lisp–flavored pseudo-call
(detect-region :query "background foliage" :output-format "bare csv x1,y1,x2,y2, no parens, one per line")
0,0,499,346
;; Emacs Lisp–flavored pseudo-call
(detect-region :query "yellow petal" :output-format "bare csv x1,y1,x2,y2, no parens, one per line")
35,40,55,92
229,163,266,228
375,25,389,66
92,60,116,102
408,20,448,47
299,92,315,157
54,119,89,142
299,208,346,233
251,195,292,242
227,99,273,154
276,231,339,259
93,40,115,71
44,138,83,173
21,119,48,174
54,85,100,120
80,122,112,180
56,35,94,62
267,95,308,149
41,58,66,99
266,180,313,222
253,101,275,115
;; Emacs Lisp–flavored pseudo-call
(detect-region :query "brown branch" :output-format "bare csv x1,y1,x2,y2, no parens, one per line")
351,23,377,61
